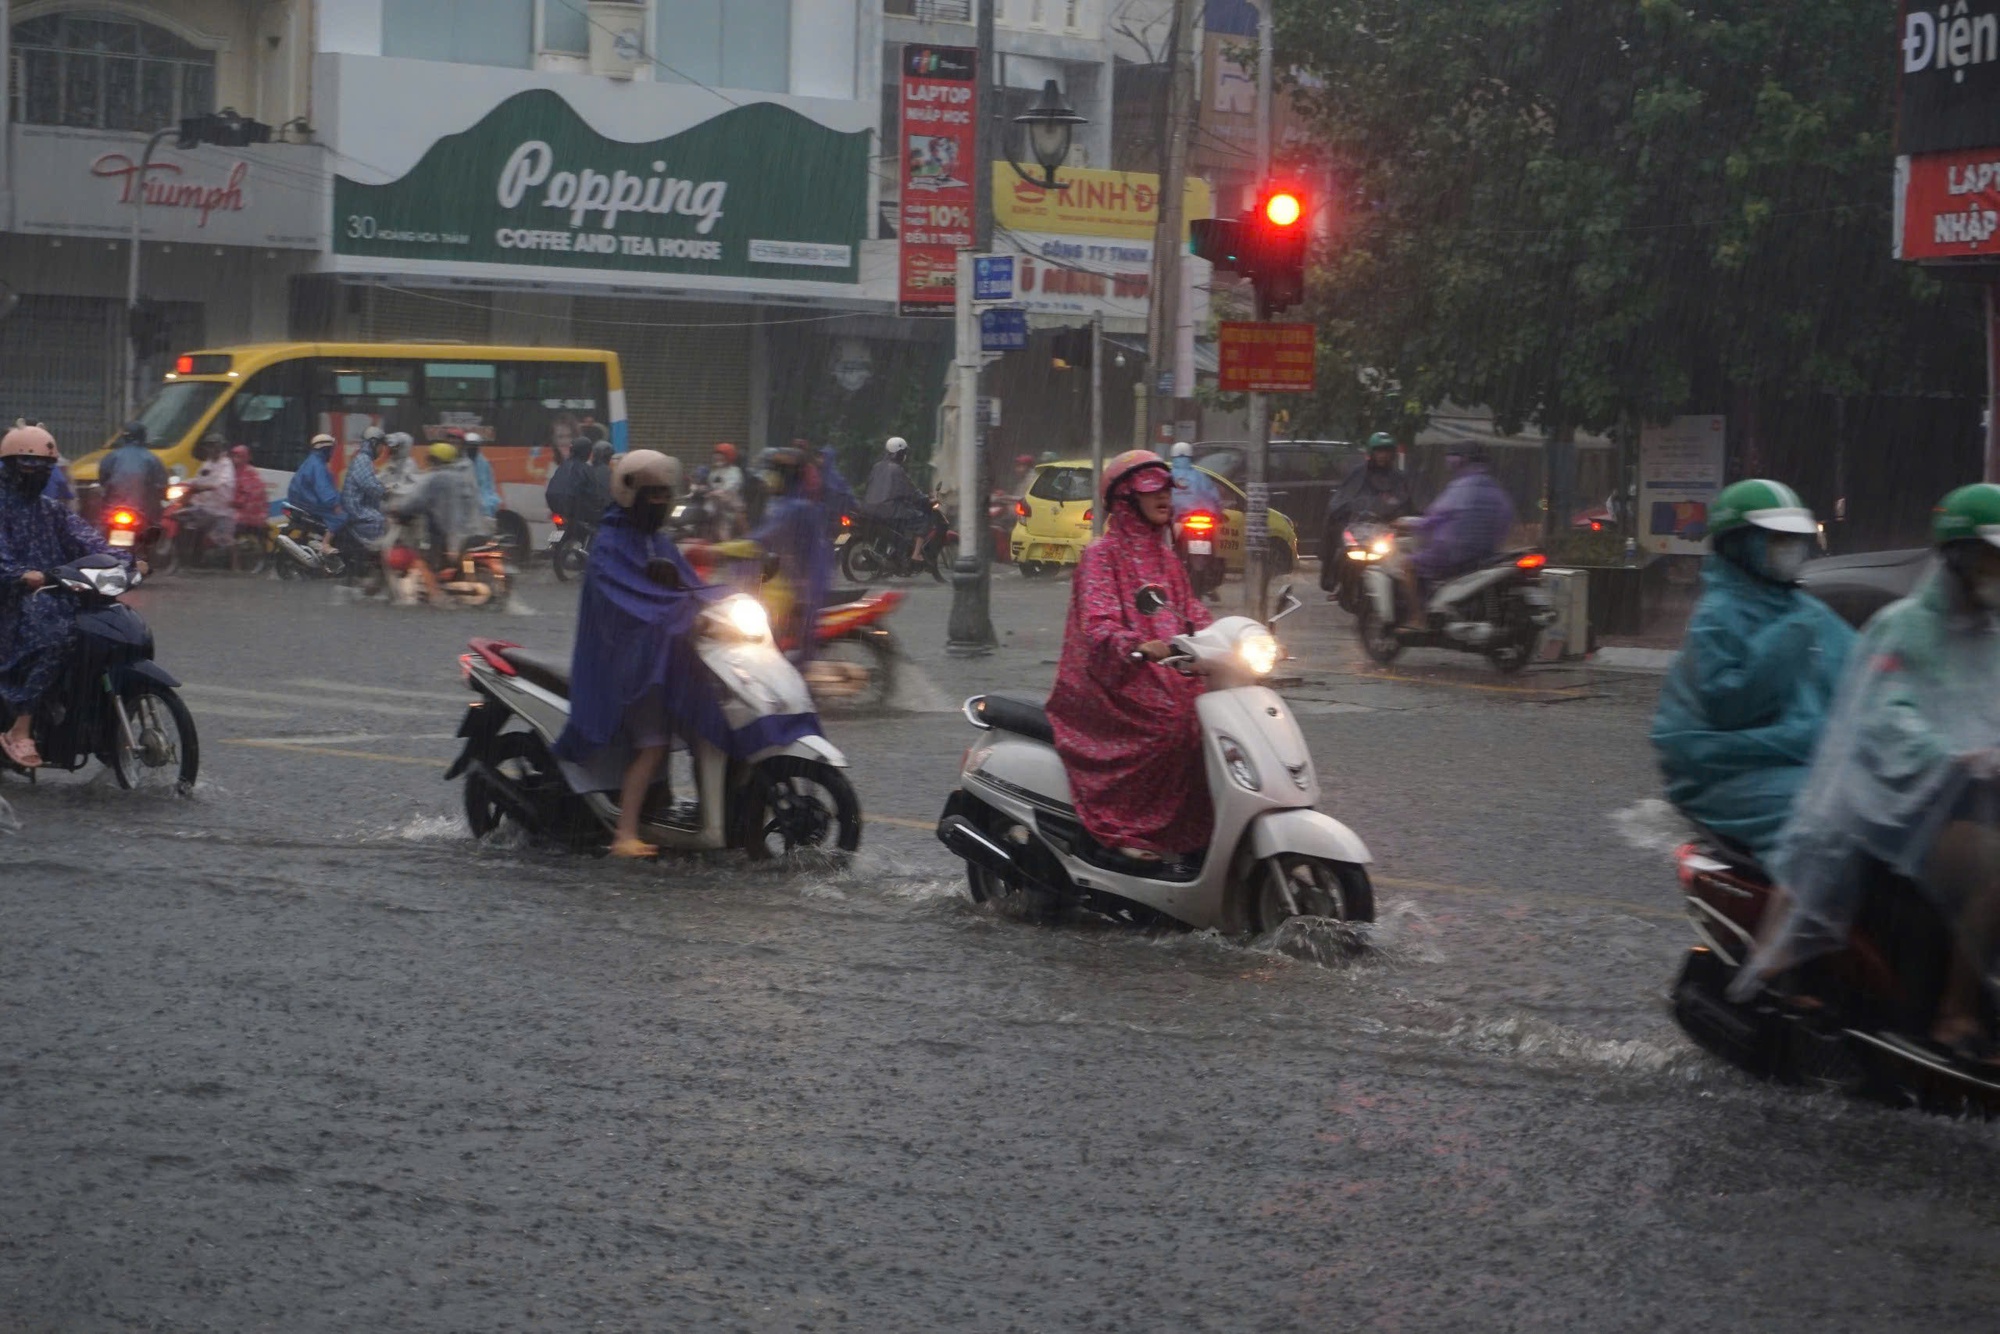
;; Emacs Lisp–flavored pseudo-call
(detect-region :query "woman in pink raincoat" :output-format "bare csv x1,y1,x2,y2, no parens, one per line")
1046,450,1215,861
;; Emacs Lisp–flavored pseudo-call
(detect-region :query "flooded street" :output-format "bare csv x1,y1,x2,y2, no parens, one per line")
6,572,2000,1332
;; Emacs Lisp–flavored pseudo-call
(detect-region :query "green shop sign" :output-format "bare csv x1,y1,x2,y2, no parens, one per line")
334,90,867,282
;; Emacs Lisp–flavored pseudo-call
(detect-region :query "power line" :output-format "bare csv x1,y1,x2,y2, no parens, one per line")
372,282,886,330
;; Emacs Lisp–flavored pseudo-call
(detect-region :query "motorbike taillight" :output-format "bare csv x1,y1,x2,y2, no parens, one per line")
552,513,564,527
1183,511,1217,534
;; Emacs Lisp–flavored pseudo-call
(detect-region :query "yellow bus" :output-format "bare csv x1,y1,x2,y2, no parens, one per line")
73,341,626,545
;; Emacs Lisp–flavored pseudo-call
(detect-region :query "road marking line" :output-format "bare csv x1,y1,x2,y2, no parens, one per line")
223,739,448,767
1342,669,1592,701
185,703,294,721
226,732,459,747
182,684,438,717
871,814,936,832
287,677,471,704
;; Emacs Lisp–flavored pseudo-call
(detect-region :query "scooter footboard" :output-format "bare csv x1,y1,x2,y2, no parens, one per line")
1247,808,1372,866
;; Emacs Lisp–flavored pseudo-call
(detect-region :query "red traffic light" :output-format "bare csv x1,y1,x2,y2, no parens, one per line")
1263,192,1303,228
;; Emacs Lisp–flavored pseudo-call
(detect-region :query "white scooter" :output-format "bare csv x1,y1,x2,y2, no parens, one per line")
936,585,1375,933
1357,528,1556,673
445,582,861,859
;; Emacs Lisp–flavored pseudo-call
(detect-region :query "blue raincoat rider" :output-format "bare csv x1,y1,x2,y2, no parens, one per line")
746,446,833,661
552,449,820,860
1650,479,1854,863
465,434,502,518
97,422,169,525
286,433,344,533
0,425,121,769
1167,441,1222,519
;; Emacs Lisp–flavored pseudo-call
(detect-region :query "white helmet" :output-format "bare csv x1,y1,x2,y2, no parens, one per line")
885,436,909,458
611,449,683,508
1170,441,1194,459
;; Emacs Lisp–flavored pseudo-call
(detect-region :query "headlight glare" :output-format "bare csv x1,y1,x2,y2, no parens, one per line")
717,596,771,641
1238,630,1279,676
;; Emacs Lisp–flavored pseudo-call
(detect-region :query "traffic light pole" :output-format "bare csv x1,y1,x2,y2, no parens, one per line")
946,0,998,657
1243,0,1277,622
123,125,177,419
1090,313,1105,538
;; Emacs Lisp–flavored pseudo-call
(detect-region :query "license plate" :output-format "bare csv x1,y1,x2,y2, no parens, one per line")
546,531,563,546
109,530,135,548
1522,589,1551,607
1187,540,1212,555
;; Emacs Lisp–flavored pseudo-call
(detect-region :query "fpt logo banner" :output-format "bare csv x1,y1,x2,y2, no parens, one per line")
333,90,866,282
1899,2,2000,155
898,45,978,316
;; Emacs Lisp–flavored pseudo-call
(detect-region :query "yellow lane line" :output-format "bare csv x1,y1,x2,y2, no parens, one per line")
870,814,937,832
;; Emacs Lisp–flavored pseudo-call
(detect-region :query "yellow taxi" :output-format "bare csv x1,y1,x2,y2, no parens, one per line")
1010,458,1298,577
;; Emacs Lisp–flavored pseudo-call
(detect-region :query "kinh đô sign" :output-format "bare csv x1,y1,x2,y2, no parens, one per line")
333,90,867,282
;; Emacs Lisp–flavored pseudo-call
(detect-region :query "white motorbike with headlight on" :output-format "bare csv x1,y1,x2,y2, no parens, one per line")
445,582,861,860
937,584,1375,934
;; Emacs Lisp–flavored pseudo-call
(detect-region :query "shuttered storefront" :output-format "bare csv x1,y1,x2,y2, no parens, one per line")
356,286,494,344
1,294,201,456
571,298,752,463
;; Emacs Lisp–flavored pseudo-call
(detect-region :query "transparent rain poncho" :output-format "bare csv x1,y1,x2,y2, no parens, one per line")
1745,570,2000,991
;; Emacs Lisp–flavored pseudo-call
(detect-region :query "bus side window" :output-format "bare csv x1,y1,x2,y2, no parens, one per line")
424,361,498,437
496,361,607,457
228,360,309,471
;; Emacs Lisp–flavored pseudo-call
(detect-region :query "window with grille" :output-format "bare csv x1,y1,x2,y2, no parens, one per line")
9,10,216,131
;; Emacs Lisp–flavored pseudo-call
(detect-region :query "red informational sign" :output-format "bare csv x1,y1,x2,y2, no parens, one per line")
1898,147,2000,261
1217,321,1317,393
898,45,978,316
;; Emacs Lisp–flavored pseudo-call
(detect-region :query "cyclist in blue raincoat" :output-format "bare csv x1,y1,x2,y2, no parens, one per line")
1650,479,1855,862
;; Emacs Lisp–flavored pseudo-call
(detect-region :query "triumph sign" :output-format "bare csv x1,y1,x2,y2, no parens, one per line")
333,89,866,282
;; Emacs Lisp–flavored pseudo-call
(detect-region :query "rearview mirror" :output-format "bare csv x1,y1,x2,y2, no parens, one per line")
1135,584,1168,616
1269,584,1301,625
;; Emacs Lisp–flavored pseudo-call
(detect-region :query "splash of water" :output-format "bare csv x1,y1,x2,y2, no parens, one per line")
1613,797,1691,860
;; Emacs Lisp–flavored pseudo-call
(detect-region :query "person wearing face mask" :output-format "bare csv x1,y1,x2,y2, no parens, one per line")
1650,479,1853,866
1739,484,2000,1055
1045,450,1215,864
0,426,120,769
286,433,345,541
552,450,720,859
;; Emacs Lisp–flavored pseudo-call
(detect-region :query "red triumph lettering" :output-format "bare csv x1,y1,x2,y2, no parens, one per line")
91,154,248,226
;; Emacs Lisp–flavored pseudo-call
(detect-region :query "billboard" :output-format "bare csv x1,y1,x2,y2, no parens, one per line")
1638,415,1728,556
1898,1,2000,156
898,45,978,316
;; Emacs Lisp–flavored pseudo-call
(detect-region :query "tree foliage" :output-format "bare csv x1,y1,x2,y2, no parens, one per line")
1273,0,1981,441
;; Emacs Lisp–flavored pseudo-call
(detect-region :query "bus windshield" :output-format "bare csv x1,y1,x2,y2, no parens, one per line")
131,380,228,450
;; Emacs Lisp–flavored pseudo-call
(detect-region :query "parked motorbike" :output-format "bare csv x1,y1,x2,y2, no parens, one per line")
1175,509,1226,598
272,503,346,581
548,512,595,583
0,554,198,793
1670,833,2000,1115
937,585,1376,934
1357,533,1556,673
446,585,861,859
1324,520,1394,615
840,502,957,584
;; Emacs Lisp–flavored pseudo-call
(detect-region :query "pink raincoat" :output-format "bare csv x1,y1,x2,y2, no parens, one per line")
1046,504,1215,855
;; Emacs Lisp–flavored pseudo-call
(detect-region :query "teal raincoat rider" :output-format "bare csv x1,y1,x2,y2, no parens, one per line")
1650,479,1855,863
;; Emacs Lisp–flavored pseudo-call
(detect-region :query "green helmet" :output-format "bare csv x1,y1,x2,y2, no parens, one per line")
1932,483,2000,548
1707,479,1816,541
1367,432,1395,451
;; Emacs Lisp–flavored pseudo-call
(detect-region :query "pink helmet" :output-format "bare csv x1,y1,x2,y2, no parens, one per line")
1101,449,1170,502
0,424,58,458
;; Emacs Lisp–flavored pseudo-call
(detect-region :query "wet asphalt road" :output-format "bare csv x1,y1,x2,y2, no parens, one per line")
5,566,2000,1332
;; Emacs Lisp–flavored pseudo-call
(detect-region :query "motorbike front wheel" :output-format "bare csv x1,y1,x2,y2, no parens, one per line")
1247,855,1375,935
928,538,959,583
737,756,862,859
553,537,589,582
1356,602,1404,665
110,681,199,795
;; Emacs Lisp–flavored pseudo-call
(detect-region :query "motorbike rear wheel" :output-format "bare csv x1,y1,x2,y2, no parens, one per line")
842,541,889,584
928,538,959,583
1248,855,1374,935
738,756,862,859
809,635,896,712
110,681,198,795
1356,603,1404,665
553,537,589,582
1488,630,1538,674
464,729,595,846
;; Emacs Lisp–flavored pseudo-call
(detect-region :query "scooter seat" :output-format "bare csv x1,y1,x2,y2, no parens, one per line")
499,647,571,698
826,587,870,607
970,692,1055,745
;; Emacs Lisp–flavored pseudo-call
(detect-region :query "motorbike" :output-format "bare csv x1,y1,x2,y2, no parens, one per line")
548,512,595,583
102,500,172,571
936,584,1376,934
1357,532,1556,674
272,503,347,581
1324,520,1394,615
799,588,904,712
445,581,861,859
1175,509,1226,598
840,501,957,584
1670,833,2000,1115
384,536,512,608
157,479,270,575
0,554,198,793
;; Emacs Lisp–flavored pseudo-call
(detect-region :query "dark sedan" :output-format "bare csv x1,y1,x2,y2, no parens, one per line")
1798,546,1932,628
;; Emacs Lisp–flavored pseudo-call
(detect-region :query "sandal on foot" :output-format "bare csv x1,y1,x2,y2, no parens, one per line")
2,734,42,769
609,837,659,860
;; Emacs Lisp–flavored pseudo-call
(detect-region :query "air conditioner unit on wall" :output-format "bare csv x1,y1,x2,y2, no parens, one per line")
588,0,648,80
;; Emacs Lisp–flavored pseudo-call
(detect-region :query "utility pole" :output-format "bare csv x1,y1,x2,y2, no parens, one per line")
1090,312,1105,537
1243,0,1276,619
947,0,999,656
1142,0,1199,447
124,125,177,419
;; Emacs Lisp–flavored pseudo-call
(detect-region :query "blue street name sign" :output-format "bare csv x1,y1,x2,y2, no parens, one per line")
981,307,1029,352
973,254,1016,303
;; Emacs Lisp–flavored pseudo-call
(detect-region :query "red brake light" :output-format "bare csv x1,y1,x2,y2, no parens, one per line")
1083,508,1093,524
1183,511,1217,533
173,355,194,375
110,508,139,528
1015,500,1028,519
840,514,852,528
1589,520,1603,532
1516,552,1548,570
551,513,564,527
